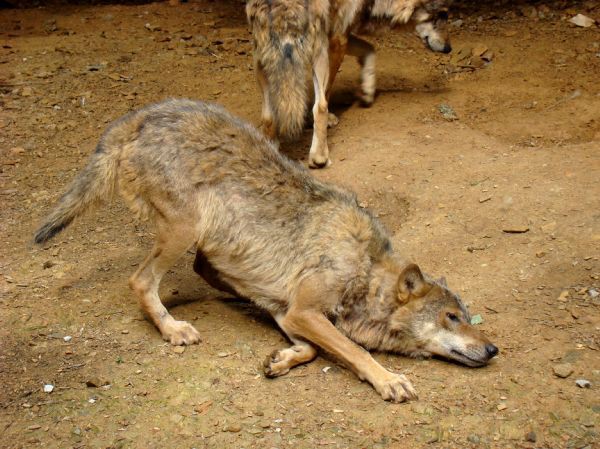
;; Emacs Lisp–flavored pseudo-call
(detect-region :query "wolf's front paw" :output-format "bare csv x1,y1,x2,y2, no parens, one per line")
358,89,374,107
375,373,418,403
162,320,202,346
263,349,290,378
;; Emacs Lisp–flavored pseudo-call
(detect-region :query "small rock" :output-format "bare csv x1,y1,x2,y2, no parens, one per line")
322,366,331,373
216,351,229,357
121,329,129,334
502,226,529,234
10,146,25,155
467,434,480,444
450,19,463,28
85,377,110,388
63,335,72,342
470,314,483,325
43,384,54,393
575,379,591,388
223,423,241,433
173,346,185,354
497,403,507,411
438,104,458,121
558,290,570,302
21,86,33,97
43,260,56,269
569,14,595,28
552,363,574,378
525,431,537,442
588,288,599,299
27,424,42,431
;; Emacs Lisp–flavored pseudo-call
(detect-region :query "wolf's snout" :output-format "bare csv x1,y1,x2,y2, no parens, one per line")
442,42,452,54
485,344,498,358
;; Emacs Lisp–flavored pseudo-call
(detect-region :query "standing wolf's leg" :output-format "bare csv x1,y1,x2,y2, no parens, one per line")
263,314,318,377
347,35,376,106
324,36,347,130
308,45,331,168
281,280,418,403
256,62,279,148
129,222,200,345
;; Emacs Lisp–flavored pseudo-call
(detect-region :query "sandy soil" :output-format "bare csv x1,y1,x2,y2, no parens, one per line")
1,1,599,448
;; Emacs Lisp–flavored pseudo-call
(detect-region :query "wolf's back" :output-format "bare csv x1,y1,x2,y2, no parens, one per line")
247,0,329,139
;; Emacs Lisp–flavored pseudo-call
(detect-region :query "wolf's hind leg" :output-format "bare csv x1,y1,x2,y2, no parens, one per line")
263,314,318,377
129,221,201,346
347,35,376,106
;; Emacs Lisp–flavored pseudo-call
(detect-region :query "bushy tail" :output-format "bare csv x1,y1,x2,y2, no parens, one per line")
33,147,118,244
248,0,313,139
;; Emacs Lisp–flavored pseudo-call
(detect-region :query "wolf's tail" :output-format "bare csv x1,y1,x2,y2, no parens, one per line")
247,0,315,139
33,143,119,244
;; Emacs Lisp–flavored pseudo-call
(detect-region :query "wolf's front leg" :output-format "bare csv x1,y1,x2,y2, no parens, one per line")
308,45,331,168
263,314,318,377
281,282,417,402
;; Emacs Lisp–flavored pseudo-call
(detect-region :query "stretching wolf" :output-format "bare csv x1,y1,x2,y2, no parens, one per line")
34,99,497,402
246,0,452,168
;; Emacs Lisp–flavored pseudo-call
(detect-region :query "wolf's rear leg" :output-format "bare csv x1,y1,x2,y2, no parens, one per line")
129,222,201,345
347,35,376,107
256,62,279,149
263,314,317,377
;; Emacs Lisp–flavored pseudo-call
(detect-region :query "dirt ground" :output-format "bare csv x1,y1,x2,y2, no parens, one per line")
1,0,599,448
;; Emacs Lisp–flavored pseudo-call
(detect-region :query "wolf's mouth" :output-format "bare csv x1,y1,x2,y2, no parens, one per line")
450,349,487,367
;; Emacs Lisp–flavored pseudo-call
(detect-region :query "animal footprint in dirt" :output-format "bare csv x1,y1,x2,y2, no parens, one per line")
375,373,418,403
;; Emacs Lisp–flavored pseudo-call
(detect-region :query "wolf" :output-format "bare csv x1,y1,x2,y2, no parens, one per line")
34,99,497,402
246,0,452,168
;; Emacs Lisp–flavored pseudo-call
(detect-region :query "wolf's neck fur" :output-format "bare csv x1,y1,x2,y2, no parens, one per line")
335,254,417,354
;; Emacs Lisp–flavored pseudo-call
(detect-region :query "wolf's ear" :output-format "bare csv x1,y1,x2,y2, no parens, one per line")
397,263,431,303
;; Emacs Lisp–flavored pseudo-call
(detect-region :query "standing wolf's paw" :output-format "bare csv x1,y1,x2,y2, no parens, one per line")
375,373,418,403
263,349,290,378
308,154,331,169
161,320,202,346
357,89,374,107
327,113,340,128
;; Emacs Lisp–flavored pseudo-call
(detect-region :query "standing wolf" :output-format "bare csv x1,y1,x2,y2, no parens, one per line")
246,0,452,168
34,99,497,402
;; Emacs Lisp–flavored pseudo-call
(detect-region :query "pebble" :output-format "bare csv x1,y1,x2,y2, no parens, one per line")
588,288,599,299
43,384,54,393
322,366,331,373
497,403,507,411
223,423,241,433
85,377,110,388
525,431,537,442
467,434,481,444
216,351,228,357
173,346,185,354
569,14,595,28
63,335,72,342
552,363,574,378
575,379,591,388
438,104,458,121
470,314,484,325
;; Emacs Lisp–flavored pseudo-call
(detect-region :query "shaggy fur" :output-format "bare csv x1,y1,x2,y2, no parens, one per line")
34,99,496,402
246,0,452,168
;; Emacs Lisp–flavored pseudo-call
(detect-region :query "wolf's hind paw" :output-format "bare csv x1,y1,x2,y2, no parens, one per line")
263,349,290,378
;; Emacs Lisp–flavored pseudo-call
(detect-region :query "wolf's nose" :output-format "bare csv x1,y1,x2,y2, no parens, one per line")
442,43,452,54
486,344,499,358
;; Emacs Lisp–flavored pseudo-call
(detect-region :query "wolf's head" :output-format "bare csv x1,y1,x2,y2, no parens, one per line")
412,1,452,53
370,0,452,53
387,263,497,366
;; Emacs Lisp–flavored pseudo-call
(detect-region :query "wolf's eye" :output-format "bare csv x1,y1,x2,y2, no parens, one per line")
446,312,460,322
438,10,448,20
